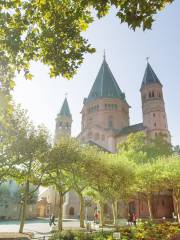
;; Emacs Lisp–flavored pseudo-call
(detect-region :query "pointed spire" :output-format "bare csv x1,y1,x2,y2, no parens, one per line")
86,58,126,102
59,97,71,117
103,49,106,60
141,62,162,89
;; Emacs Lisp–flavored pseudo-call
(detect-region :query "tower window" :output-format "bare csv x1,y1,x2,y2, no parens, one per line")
108,116,113,128
154,122,156,127
149,92,152,98
152,91,154,97
69,207,75,216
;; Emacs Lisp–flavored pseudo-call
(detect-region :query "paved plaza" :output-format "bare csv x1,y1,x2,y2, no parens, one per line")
0,219,81,235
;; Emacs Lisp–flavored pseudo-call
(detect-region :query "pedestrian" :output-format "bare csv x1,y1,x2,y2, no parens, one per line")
94,211,99,224
49,214,56,226
132,213,137,226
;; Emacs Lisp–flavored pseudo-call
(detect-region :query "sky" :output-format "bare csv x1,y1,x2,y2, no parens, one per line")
13,1,180,146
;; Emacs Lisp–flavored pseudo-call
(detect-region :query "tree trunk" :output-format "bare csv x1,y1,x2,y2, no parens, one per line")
99,201,105,226
112,200,118,225
79,193,85,228
147,194,153,219
176,198,180,223
58,192,63,231
173,189,180,223
19,181,29,233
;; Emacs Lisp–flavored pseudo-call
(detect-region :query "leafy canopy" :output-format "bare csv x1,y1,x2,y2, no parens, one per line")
0,0,173,81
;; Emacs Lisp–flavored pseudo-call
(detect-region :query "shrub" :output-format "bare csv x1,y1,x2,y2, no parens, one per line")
49,223,180,240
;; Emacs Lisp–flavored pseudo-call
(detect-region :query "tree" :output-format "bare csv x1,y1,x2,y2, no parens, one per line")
161,157,180,222
6,106,50,233
83,150,110,226
42,137,82,231
67,143,99,228
118,132,172,164
136,161,165,219
173,145,180,156
105,154,136,224
0,0,173,85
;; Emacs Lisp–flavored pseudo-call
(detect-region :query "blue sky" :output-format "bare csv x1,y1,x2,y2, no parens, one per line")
13,1,180,146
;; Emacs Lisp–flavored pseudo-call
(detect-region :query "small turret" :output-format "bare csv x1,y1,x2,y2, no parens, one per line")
54,97,72,142
140,61,170,141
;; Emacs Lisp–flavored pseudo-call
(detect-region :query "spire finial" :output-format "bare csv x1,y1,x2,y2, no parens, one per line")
103,49,106,60
146,57,150,63
65,92,68,97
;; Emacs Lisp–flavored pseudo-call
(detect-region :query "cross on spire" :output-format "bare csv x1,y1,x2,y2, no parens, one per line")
146,57,150,63
103,49,106,60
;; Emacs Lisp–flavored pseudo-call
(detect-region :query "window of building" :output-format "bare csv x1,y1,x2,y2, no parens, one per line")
88,132,92,138
149,92,152,98
153,113,156,117
141,202,144,211
108,116,113,128
95,133,99,141
152,91,155,97
162,199,165,207
69,207,75,216
154,122,156,127
104,204,108,214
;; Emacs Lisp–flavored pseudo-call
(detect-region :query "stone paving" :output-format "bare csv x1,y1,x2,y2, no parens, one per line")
0,219,80,235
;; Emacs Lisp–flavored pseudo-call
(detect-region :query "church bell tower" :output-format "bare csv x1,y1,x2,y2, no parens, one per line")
54,97,72,142
140,61,170,142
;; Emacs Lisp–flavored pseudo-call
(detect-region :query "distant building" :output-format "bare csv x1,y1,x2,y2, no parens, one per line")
0,181,37,220
39,56,173,219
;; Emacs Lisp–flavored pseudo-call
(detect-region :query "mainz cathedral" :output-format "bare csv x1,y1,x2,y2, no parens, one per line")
39,56,173,219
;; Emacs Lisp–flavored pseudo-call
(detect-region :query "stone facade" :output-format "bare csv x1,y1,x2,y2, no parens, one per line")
38,58,173,220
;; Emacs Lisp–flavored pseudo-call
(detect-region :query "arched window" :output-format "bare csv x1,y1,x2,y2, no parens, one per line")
104,203,108,214
108,116,113,128
69,207,75,216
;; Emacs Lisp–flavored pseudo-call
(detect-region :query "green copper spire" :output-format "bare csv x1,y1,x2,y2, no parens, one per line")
86,57,126,102
59,97,71,117
141,62,162,89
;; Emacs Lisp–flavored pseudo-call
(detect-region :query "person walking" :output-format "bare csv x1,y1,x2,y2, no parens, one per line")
132,213,137,226
49,214,56,226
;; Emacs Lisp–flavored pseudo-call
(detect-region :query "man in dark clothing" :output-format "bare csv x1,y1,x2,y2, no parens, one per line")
49,214,56,226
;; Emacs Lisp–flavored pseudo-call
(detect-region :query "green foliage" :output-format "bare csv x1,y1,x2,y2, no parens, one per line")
49,230,111,240
118,132,172,164
49,223,180,240
0,0,173,85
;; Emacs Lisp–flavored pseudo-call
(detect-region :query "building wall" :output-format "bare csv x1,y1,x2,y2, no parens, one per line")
141,83,170,141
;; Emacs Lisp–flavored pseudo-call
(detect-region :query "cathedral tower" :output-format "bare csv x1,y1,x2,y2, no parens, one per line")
79,56,130,151
54,97,72,142
140,62,170,141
